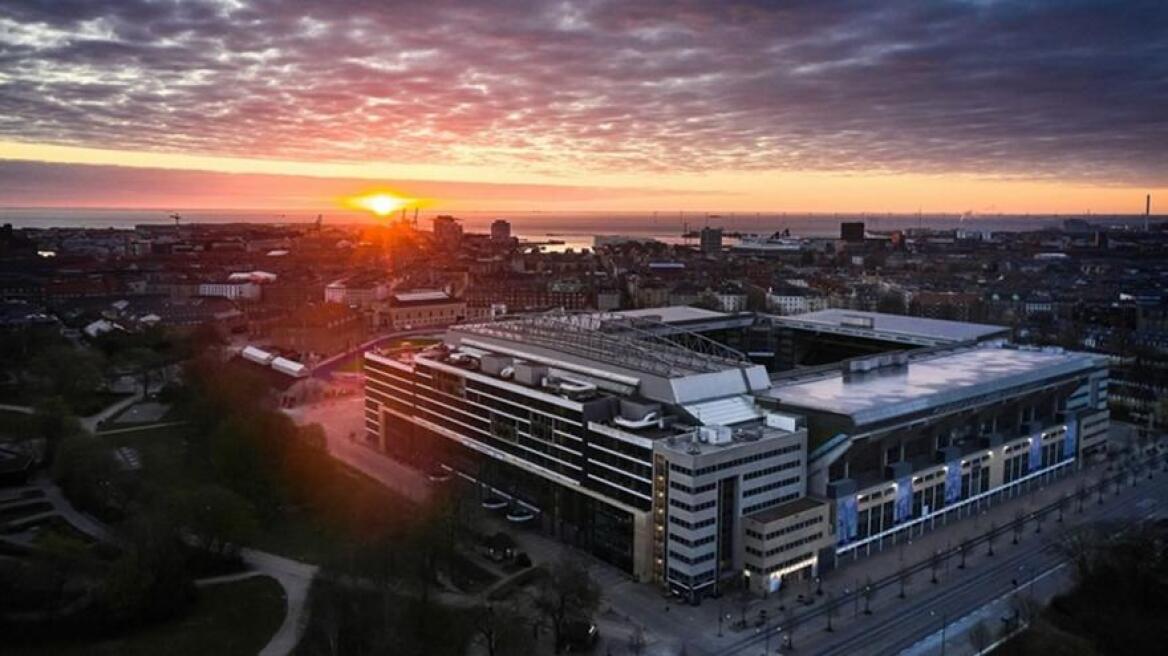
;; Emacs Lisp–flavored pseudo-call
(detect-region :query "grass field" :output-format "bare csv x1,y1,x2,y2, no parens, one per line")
8,575,287,656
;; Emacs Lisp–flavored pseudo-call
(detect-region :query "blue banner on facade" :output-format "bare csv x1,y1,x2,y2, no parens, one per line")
836,495,858,543
894,476,912,521
1029,432,1043,471
1063,420,1078,460
945,460,962,504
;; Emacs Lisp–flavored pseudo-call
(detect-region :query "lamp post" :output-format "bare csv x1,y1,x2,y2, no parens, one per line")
930,610,948,656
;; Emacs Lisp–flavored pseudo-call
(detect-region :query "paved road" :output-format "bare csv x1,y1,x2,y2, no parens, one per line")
716,466,1168,656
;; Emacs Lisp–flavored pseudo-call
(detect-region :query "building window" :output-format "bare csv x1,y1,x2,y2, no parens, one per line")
491,414,517,442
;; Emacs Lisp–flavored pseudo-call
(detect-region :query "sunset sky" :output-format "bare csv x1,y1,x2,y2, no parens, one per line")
1,0,1165,214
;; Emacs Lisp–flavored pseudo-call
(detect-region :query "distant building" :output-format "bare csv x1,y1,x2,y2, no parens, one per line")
433,215,463,250
491,219,511,242
198,280,261,302
841,222,865,242
324,276,388,307
382,289,466,330
699,227,723,254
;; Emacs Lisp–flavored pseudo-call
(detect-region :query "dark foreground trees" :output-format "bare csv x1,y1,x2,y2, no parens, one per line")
997,523,1168,655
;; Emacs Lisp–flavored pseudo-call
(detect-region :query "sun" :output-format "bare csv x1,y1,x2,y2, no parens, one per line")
351,192,409,217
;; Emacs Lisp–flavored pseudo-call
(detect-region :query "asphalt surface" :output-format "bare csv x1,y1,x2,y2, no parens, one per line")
716,463,1168,656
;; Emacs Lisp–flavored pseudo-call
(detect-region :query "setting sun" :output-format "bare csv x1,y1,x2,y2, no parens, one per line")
350,192,410,217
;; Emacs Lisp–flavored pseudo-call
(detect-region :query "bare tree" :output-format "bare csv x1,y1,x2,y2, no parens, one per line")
473,603,536,656
534,555,601,653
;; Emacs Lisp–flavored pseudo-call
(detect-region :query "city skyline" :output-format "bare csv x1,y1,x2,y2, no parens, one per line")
2,1,1167,213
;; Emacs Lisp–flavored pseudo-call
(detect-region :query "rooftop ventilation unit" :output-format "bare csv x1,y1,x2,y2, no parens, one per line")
513,362,548,386
840,314,875,329
698,425,733,445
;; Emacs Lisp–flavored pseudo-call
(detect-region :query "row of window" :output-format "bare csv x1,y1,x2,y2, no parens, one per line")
745,531,824,559
668,550,716,565
743,492,800,515
668,443,801,477
669,515,717,530
743,476,801,498
669,498,717,512
667,566,715,587
668,533,716,548
670,480,717,495
743,458,802,481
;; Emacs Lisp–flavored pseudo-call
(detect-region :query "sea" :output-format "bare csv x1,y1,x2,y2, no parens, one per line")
0,208,1154,252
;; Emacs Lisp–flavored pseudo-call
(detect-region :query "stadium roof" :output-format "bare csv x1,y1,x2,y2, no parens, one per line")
447,311,771,405
772,309,1009,346
764,346,1099,425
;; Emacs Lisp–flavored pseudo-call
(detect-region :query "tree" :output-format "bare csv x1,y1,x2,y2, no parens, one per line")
29,344,104,408
473,603,536,656
33,395,81,457
534,555,601,652
180,483,258,558
968,619,993,654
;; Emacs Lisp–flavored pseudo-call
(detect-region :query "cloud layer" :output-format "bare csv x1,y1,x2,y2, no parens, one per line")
2,0,1166,184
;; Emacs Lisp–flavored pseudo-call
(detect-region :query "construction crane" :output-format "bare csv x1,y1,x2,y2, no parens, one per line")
169,212,182,228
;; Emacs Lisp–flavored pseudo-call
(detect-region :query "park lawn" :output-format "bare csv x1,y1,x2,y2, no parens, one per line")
9,575,287,656
252,465,419,564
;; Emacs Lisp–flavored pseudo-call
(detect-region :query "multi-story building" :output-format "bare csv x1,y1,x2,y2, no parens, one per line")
700,227,723,254
379,289,466,330
364,313,824,600
363,308,1111,598
433,215,463,251
491,219,512,243
763,343,1109,565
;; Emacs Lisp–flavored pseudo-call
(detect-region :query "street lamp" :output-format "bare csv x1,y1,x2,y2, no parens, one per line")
930,610,948,656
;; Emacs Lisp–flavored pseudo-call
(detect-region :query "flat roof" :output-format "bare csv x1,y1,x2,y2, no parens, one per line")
765,346,1099,425
774,309,1009,346
745,496,828,524
612,306,728,324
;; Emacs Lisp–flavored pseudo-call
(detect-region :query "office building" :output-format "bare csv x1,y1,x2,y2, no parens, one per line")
433,215,463,250
700,227,723,254
840,222,865,242
491,219,512,242
365,309,1110,597
364,313,824,600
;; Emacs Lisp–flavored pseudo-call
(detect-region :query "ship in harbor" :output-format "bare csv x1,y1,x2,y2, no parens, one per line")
729,230,806,255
